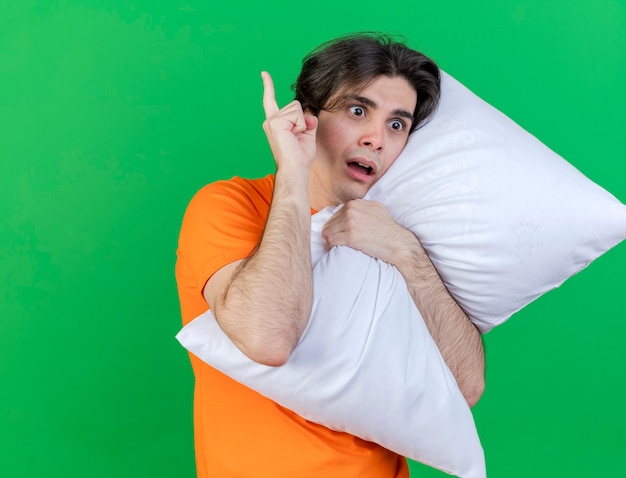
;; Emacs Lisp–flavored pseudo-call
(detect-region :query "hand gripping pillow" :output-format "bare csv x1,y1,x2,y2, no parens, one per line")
367,72,626,332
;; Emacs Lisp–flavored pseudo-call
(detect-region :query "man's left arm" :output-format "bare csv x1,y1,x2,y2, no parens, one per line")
322,199,485,407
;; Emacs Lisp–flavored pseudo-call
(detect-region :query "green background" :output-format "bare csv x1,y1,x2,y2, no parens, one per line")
1,1,625,476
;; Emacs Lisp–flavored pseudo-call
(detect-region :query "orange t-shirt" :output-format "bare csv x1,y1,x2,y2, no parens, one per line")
176,175,409,477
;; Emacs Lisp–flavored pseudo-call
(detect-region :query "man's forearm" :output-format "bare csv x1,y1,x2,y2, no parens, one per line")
206,72,318,367
211,168,313,366
396,242,485,407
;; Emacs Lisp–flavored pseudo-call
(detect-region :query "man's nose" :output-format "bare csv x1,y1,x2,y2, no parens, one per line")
359,121,385,151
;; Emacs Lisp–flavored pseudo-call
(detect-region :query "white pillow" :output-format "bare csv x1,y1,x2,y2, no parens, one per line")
367,72,626,332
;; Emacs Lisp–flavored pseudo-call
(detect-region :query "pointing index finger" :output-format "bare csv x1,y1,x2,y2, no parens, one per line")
261,71,279,118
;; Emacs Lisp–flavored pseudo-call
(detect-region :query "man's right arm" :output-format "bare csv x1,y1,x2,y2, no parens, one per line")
203,72,318,367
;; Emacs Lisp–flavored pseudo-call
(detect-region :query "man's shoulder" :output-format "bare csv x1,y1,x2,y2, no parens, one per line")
186,174,275,217
179,174,276,245
196,174,275,202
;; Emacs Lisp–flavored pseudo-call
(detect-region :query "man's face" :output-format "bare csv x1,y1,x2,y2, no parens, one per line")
308,75,417,210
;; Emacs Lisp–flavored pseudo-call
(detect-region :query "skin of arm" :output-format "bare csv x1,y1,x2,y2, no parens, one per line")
203,72,318,367
322,199,485,407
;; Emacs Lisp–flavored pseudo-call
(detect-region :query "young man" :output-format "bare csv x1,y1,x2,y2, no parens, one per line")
176,34,485,477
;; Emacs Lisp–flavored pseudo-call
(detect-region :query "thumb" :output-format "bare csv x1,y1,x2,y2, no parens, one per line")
304,114,318,132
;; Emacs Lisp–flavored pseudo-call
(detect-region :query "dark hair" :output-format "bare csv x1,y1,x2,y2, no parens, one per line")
293,33,441,133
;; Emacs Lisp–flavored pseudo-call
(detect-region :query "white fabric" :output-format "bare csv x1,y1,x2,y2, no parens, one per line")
177,71,626,477
367,73,626,332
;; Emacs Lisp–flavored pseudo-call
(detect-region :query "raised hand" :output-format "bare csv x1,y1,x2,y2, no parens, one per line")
261,71,318,172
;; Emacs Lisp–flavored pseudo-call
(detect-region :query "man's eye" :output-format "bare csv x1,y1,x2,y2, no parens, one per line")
389,120,404,131
349,106,365,116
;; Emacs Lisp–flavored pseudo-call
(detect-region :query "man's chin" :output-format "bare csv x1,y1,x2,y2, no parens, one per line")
336,186,369,204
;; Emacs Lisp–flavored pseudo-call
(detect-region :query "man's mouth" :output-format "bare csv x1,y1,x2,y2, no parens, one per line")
347,161,374,176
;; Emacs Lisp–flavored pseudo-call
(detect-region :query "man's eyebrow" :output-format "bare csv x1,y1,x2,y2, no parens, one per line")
342,94,414,123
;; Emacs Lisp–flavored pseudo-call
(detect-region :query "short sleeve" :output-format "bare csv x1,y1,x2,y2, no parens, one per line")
176,175,274,323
